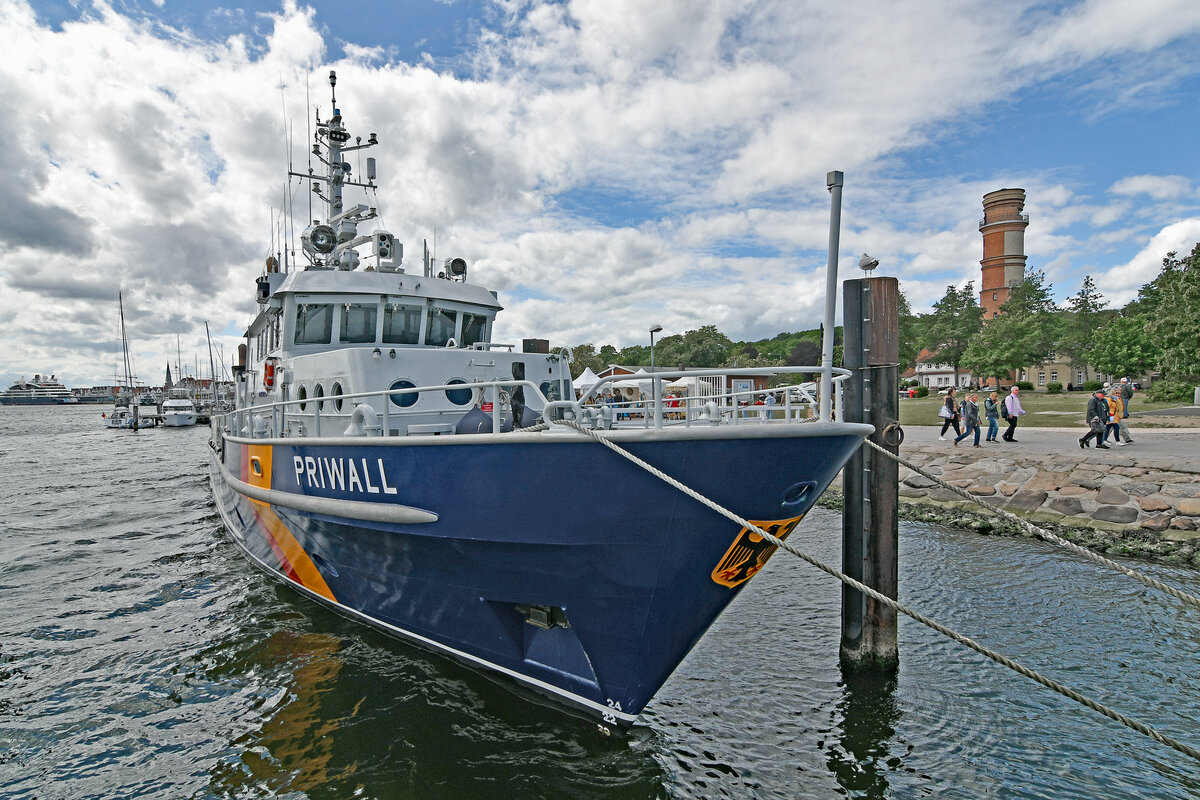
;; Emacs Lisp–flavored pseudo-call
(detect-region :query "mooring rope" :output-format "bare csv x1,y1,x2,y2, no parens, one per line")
558,420,1200,764
862,438,1200,613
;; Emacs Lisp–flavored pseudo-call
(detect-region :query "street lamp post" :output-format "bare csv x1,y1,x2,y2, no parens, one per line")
649,324,663,428
649,324,663,370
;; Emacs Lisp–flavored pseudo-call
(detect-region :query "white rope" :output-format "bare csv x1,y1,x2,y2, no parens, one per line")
558,420,1200,764
863,438,1200,613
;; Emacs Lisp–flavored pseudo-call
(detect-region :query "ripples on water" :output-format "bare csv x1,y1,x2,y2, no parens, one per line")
2,406,1199,798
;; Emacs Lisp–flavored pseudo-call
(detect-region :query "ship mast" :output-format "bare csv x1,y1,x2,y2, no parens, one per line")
290,71,400,272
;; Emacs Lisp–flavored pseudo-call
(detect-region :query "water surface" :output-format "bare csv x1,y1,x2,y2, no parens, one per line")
2,406,1199,798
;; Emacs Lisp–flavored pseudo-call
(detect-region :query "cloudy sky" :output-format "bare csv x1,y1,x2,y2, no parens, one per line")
3,0,1200,389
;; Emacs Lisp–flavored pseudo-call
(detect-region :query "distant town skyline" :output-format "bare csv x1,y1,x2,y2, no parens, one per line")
2,0,1200,388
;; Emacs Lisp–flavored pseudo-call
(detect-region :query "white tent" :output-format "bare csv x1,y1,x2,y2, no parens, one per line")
613,368,653,392
666,375,702,391
572,366,599,392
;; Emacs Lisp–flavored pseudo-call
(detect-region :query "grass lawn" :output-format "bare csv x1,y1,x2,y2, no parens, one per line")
897,391,1179,428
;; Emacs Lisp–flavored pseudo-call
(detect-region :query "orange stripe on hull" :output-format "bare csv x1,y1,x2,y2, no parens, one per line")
241,442,337,603
253,504,337,602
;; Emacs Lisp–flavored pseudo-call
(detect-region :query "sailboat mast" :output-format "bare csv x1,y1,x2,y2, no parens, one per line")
118,292,134,396
205,321,217,406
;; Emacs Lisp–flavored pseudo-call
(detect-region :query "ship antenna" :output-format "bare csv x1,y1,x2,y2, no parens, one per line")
305,71,312,224
329,69,337,109
279,74,293,274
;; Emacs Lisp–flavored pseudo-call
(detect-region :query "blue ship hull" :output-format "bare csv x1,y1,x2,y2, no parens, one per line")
209,425,867,724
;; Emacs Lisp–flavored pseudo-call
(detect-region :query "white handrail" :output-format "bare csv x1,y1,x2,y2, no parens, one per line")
223,365,852,439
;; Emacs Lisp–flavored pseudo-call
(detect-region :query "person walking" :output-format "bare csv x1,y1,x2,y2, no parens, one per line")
1079,388,1110,449
1100,383,1112,443
954,392,982,447
938,387,961,441
983,391,1000,442
1118,377,1135,444
1105,387,1124,445
1001,385,1025,442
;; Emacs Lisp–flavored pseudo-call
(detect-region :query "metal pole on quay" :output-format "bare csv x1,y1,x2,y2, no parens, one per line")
819,171,843,423
840,274,901,670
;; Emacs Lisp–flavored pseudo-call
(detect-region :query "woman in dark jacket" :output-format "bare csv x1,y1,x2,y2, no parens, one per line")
939,387,961,440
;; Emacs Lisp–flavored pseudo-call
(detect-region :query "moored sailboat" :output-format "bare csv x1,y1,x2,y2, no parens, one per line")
105,292,141,430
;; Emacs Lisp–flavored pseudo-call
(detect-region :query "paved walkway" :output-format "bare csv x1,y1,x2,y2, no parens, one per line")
901,423,1200,473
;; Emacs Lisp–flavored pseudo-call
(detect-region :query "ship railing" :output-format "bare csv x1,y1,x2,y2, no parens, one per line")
224,366,849,439
565,366,849,430
228,378,557,439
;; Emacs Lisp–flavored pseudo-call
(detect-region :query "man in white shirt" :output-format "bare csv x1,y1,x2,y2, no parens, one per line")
1001,386,1026,442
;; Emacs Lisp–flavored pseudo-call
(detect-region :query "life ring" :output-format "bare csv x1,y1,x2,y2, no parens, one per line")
263,361,276,389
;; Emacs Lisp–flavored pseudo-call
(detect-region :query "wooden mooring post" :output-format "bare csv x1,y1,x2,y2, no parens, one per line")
840,276,900,670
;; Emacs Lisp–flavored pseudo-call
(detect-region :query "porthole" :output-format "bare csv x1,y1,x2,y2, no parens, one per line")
389,379,418,408
315,383,325,412
297,385,308,411
445,379,473,406
331,382,344,413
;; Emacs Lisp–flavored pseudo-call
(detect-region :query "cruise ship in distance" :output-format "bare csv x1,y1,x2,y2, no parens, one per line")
1,374,78,405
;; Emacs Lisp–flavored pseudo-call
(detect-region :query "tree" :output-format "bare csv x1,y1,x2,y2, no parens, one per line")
922,282,983,385
960,269,1059,384
597,344,619,367
897,286,922,373
960,314,1023,385
617,344,648,365
1057,275,1107,375
1142,243,1200,380
653,325,733,368
568,344,602,378
1090,312,1160,379
787,339,821,367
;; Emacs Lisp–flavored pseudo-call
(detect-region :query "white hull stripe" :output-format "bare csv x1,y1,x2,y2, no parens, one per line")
218,460,438,525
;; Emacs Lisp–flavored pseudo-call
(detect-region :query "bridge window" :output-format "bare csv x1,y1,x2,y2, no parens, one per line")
426,306,458,347
295,304,334,345
340,303,378,344
383,304,422,345
460,313,487,347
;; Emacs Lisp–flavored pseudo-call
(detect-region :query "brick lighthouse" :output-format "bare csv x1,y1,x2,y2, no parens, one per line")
979,188,1029,318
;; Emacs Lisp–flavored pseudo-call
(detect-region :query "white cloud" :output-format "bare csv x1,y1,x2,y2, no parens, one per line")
3,0,1200,388
1094,218,1200,304
1015,0,1200,64
1108,174,1192,200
